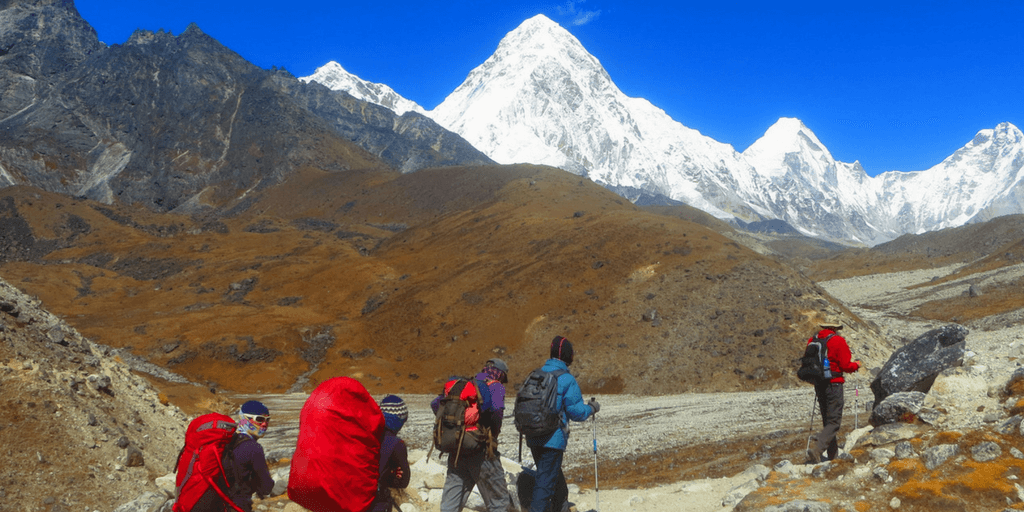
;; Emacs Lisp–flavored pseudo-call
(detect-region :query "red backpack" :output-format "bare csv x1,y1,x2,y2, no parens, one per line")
430,377,495,465
288,377,385,512
173,413,245,512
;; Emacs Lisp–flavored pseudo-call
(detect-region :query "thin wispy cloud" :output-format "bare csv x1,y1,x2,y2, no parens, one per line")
557,0,602,26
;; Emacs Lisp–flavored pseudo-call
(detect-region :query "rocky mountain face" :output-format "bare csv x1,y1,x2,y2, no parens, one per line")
0,0,490,214
306,15,1024,247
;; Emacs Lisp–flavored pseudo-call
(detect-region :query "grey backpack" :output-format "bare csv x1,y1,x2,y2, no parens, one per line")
513,368,567,438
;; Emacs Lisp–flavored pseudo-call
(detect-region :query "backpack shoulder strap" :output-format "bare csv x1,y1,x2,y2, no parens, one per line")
378,435,400,479
474,377,493,411
818,334,836,354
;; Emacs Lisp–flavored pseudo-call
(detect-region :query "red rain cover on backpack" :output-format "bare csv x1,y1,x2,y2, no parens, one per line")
288,377,385,512
173,413,244,512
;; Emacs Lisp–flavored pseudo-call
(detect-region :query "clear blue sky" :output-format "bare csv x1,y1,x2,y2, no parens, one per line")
75,0,1023,177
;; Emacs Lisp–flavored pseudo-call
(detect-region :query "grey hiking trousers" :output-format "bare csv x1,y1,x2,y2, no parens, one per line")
814,381,844,460
440,450,511,512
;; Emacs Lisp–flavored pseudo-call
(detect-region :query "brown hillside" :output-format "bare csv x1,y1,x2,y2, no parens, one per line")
798,214,1024,282
0,166,884,398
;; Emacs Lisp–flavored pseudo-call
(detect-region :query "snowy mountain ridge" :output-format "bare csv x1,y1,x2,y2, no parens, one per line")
300,61,428,116
302,15,1024,246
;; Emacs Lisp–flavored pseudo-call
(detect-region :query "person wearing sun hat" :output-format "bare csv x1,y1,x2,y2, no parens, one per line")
372,395,411,512
227,400,275,511
806,317,861,464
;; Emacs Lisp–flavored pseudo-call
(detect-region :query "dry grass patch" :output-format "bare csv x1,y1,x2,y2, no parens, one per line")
910,277,1024,323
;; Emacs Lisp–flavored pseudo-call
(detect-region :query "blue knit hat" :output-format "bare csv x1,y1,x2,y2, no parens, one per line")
379,395,408,433
240,400,270,416
238,400,270,438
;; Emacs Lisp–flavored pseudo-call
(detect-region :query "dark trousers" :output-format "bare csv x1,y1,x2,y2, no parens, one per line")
814,382,844,460
529,446,568,512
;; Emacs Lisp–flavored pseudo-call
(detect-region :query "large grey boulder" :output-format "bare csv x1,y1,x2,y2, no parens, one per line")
870,324,967,405
869,391,926,427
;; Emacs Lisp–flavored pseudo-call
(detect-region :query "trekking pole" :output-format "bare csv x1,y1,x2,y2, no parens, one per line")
854,383,859,430
518,433,523,464
592,401,600,512
805,394,816,453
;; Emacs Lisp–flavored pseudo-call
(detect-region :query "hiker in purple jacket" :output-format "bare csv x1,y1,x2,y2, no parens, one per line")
373,395,411,512
432,358,512,512
227,400,275,511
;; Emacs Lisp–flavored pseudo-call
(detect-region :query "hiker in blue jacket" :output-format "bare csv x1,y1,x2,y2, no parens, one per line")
527,336,599,512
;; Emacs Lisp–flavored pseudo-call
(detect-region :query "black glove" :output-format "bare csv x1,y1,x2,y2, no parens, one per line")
588,398,600,415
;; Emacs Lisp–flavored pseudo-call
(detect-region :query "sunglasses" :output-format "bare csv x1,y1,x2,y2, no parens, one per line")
245,414,270,424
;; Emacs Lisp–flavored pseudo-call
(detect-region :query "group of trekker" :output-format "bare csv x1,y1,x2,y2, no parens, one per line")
415,334,599,512
173,335,599,512
175,320,861,512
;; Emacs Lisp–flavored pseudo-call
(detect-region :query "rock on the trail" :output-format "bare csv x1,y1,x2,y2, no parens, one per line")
111,491,170,512
870,324,967,406
869,391,927,426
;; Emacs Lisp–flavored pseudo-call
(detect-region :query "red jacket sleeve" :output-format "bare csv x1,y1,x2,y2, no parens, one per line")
828,334,859,376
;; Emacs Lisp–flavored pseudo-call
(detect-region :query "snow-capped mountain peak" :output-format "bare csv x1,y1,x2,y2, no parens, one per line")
300,61,426,116
303,15,1024,246
429,15,746,218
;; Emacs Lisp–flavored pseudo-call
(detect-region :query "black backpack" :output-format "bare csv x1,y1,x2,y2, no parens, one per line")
430,377,492,464
513,368,567,438
797,334,835,384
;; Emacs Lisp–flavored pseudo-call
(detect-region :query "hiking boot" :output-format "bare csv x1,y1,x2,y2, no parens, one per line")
805,448,821,464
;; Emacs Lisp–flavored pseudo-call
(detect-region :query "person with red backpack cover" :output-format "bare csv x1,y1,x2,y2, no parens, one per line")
288,376,385,512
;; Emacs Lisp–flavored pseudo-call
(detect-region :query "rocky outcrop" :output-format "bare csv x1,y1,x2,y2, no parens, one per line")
869,324,967,406
0,0,491,215
0,274,191,509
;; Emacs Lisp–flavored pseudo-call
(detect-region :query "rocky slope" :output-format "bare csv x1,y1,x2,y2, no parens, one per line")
0,0,490,214
0,274,201,511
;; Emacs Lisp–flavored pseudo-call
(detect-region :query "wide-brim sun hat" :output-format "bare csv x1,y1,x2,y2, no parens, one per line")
818,316,844,330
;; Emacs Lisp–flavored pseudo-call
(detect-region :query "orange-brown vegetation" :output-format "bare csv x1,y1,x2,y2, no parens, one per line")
0,164,867,399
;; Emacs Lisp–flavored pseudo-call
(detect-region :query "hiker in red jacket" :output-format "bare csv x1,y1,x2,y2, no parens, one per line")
807,320,861,464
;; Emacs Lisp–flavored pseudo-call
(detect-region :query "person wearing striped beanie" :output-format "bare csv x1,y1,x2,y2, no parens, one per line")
372,395,410,511
379,394,409,433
